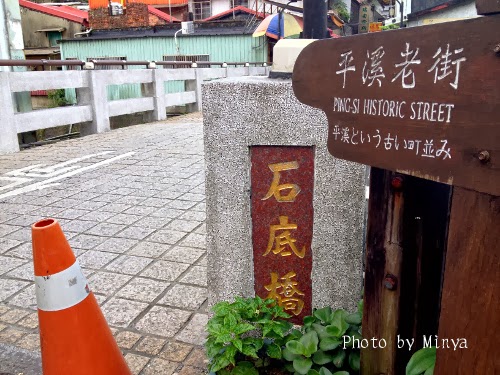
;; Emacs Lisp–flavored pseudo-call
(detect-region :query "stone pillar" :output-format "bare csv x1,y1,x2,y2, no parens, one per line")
203,77,366,314
185,69,202,113
78,71,110,136
141,68,166,122
0,74,20,153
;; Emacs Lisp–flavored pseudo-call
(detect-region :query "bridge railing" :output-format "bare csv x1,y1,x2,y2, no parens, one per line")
0,61,270,153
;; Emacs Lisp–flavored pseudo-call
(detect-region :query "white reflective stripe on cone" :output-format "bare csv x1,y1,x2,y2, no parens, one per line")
35,261,90,312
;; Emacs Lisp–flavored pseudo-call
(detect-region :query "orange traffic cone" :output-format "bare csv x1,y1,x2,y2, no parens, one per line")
32,218,131,375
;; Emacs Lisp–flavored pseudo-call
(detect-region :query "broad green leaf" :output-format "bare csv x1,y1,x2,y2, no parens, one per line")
219,368,232,375
293,357,313,375
286,340,307,356
283,347,301,361
332,372,350,375
332,349,346,368
314,307,333,324
304,315,316,327
210,354,232,372
224,313,237,329
312,323,329,340
285,363,296,373
406,347,436,375
212,301,231,315
231,363,259,375
234,323,255,335
326,310,349,338
233,338,243,352
300,331,319,357
349,351,360,371
266,343,282,359
312,350,332,365
206,341,224,359
307,370,320,375
357,298,363,315
319,336,342,351
344,312,362,326
319,368,334,375
215,334,232,344
424,364,435,375
241,344,259,358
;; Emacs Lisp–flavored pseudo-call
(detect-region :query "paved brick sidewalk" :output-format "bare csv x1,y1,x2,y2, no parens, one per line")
0,113,209,375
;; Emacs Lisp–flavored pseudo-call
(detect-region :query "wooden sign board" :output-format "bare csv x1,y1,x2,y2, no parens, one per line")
292,15,500,196
358,3,371,33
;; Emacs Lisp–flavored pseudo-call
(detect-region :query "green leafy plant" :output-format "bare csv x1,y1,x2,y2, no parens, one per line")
381,24,400,30
206,296,294,374
331,0,350,23
282,300,363,375
406,347,436,375
47,89,69,107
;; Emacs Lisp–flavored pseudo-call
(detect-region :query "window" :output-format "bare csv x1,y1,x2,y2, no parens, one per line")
193,0,211,20
163,54,210,69
233,0,249,7
47,31,62,47
87,56,127,70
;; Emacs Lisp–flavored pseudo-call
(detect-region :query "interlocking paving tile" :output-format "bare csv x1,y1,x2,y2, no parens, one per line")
0,327,26,344
166,200,197,210
105,255,153,275
7,284,37,310
99,202,132,213
164,220,201,233
5,242,32,259
102,297,148,328
85,222,126,237
55,208,90,220
87,271,132,296
0,308,30,324
79,210,116,223
17,313,39,329
115,330,142,349
179,233,206,249
128,242,169,258
70,234,107,250
0,239,22,254
115,226,156,240
61,219,97,233
133,216,171,230
0,256,27,276
176,314,208,345
147,229,187,245
178,211,206,222
159,341,193,362
6,262,33,281
77,250,118,269
135,336,166,355
162,246,205,265
95,237,139,254
106,213,142,226
158,284,207,310
141,358,178,375
140,260,189,281
125,353,150,375
178,193,205,202
180,266,207,287
16,333,41,352
0,279,30,302
135,306,192,338
116,277,170,303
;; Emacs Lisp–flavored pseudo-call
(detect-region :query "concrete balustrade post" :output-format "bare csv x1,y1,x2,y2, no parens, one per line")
142,68,166,122
0,73,20,154
79,70,110,136
185,68,202,113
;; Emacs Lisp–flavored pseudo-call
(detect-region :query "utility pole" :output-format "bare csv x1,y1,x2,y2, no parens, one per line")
303,0,327,39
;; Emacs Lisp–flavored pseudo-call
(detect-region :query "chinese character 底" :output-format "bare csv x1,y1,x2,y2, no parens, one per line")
264,216,306,258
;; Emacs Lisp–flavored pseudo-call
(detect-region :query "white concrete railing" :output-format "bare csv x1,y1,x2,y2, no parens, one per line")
0,66,269,153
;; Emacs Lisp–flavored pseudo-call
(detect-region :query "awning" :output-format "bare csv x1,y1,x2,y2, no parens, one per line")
24,48,60,56
36,27,66,33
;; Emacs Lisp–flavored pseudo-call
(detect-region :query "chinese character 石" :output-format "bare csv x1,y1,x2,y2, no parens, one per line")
264,216,306,258
265,271,305,315
362,46,386,87
262,161,301,202
336,50,356,89
392,43,421,89
428,44,466,90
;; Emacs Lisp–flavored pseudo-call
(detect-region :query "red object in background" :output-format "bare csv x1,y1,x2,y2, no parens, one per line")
251,146,314,324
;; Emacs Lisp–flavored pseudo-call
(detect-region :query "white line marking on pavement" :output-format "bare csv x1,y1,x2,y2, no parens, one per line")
0,152,136,200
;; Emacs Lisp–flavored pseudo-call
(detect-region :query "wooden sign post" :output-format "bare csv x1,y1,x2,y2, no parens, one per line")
292,4,499,375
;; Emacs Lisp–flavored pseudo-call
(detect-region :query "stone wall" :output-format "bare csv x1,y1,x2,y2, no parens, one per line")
203,76,366,313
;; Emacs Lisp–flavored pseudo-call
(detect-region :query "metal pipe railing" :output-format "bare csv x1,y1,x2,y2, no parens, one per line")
0,59,268,69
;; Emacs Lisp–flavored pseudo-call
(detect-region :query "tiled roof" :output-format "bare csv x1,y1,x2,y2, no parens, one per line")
147,5,181,22
203,6,264,22
19,0,89,27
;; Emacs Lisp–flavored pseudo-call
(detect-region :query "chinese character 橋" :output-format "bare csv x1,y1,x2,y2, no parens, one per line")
428,44,466,90
265,271,305,315
264,216,306,258
262,161,301,202
336,50,356,89
392,43,421,89
362,46,386,87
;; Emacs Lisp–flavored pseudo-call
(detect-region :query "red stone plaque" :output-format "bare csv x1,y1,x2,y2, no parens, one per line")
251,146,314,324
293,15,500,196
